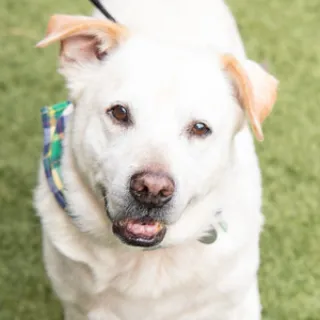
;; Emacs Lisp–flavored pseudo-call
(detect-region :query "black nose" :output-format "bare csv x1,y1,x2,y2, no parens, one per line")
130,171,175,208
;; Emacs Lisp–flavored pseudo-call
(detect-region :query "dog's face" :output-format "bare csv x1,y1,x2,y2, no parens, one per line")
38,15,278,248
73,41,242,247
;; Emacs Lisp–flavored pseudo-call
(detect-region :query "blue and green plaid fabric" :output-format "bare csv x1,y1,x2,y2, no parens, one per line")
41,101,74,209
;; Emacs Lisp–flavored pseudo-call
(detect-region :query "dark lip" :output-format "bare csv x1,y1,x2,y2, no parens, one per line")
112,218,167,248
100,185,112,219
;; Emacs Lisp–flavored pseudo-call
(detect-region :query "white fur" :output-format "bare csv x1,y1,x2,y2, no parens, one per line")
35,1,268,319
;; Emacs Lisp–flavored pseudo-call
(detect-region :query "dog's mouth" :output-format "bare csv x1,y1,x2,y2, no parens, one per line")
112,217,167,247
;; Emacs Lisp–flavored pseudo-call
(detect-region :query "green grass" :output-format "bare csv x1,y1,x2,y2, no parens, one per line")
1,0,319,319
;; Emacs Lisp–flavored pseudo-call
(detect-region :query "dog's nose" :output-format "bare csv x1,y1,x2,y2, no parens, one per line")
130,171,175,207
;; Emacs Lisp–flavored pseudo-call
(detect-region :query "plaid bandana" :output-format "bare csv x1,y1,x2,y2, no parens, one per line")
41,101,73,210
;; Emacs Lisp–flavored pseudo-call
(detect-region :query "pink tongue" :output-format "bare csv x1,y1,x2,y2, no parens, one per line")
126,221,160,237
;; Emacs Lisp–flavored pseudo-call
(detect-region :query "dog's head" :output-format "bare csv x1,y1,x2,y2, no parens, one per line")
37,15,278,248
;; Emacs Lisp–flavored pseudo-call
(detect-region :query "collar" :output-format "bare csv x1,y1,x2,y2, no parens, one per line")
40,101,227,244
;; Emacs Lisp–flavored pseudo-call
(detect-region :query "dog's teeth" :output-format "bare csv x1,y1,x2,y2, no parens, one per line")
119,220,127,226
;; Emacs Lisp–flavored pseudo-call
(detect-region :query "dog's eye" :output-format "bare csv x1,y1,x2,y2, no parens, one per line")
107,104,130,124
189,122,212,137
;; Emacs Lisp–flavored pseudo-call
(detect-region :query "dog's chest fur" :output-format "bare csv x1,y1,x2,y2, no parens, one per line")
43,220,257,320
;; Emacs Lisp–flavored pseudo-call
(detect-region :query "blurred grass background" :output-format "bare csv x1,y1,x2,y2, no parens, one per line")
0,0,319,319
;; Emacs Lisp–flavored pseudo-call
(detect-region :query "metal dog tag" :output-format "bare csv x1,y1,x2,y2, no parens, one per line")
198,227,218,245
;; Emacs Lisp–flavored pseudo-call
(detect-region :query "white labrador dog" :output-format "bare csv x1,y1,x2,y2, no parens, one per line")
35,0,278,319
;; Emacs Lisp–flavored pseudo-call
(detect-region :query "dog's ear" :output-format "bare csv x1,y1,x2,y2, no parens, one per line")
36,14,128,68
221,54,278,141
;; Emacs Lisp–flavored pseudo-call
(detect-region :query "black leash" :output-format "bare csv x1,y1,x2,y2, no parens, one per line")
89,0,117,22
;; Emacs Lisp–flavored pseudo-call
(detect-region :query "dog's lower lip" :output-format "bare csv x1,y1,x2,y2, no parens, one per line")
112,218,166,247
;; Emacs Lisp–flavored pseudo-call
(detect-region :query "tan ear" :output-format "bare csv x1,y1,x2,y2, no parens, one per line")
221,54,278,141
36,14,128,63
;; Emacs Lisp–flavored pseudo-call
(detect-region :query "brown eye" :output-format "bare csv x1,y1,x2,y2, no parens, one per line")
190,122,211,137
107,104,130,124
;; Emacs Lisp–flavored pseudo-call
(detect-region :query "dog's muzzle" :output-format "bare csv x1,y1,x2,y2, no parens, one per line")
101,170,174,247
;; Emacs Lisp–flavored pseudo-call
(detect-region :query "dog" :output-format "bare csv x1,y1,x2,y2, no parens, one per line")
34,0,278,319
